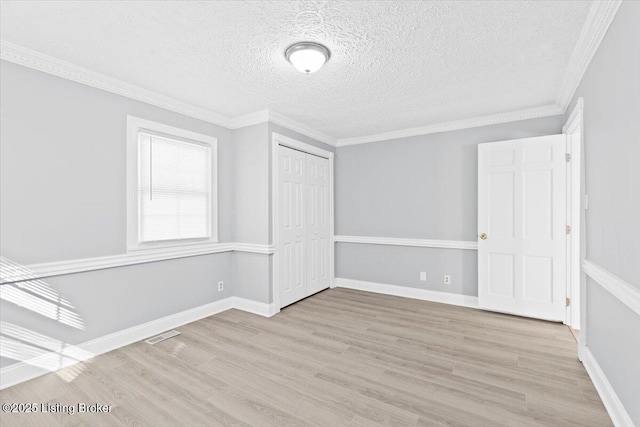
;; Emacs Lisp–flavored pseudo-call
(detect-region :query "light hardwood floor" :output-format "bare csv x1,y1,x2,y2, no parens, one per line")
0,288,611,426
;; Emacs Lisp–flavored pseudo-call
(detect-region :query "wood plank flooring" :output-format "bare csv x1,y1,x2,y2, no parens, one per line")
0,288,611,426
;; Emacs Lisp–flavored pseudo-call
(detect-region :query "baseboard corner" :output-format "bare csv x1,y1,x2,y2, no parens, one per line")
232,297,276,318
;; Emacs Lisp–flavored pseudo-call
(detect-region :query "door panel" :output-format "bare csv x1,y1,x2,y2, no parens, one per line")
478,135,566,321
488,172,515,238
306,154,330,295
279,146,307,307
488,253,515,297
523,255,553,302
523,170,553,238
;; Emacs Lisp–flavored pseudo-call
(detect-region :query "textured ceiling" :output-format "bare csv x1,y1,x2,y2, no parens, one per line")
0,1,592,139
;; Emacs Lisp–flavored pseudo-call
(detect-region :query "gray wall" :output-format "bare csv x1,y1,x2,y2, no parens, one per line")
233,123,270,244
0,253,233,369
0,59,337,372
0,61,234,369
232,123,271,303
335,115,565,295
566,1,640,422
337,244,478,296
233,253,271,303
0,61,234,263
568,2,640,287
586,278,640,423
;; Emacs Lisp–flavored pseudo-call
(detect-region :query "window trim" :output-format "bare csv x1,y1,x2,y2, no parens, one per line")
126,115,218,253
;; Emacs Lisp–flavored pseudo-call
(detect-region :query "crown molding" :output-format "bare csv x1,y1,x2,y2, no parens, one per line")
268,110,337,146
0,40,335,145
228,109,270,129
336,0,622,147
227,109,337,146
0,40,234,128
556,0,622,111
335,104,565,147
1,0,622,152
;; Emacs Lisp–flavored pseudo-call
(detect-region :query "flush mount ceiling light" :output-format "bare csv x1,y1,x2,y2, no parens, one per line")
285,42,331,74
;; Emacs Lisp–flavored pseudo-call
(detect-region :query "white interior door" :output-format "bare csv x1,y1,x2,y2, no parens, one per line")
478,135,567,321
306,154,330,295
278,146,307,307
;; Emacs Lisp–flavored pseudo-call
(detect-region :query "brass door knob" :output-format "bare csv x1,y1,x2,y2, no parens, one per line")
479,233,487,240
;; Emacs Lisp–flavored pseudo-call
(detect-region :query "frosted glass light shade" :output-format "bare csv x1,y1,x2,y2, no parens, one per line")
285,42,330,74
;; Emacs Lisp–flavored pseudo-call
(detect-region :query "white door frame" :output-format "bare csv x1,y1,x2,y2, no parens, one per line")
563,98,585,333
271,132,335,314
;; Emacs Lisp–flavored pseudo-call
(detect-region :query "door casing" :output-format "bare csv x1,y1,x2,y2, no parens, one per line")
563,98,585,334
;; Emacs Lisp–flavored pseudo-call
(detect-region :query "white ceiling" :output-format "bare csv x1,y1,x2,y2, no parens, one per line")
0,1,592,140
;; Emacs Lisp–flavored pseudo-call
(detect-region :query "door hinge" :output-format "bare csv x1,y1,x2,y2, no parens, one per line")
566,225,571,235
566,153,571,162
566,297,571,307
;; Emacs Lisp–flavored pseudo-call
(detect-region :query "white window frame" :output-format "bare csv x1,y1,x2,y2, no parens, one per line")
126,115,218,252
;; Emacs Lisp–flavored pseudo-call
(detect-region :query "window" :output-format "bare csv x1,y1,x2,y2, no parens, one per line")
127,116,217,251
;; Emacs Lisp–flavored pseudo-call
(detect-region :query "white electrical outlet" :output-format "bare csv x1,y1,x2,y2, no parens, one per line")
444,275,451,285
217,281,224,291
420,272,427,281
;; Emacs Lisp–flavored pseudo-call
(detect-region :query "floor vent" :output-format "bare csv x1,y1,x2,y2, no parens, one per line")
145,330,181,345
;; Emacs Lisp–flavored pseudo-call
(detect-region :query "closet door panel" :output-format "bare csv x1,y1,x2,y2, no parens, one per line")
278,146,307,307
306,153,330,295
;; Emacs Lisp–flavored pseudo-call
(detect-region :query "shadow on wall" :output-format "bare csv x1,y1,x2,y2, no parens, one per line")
0,257,91,383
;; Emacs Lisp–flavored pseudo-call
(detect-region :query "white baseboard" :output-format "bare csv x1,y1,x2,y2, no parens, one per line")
231,297,276,318
335,278,479,309
581,346,635,427
578,340,587,362
0,296,273,390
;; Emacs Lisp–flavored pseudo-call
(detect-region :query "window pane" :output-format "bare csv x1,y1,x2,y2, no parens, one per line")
138,133,210,242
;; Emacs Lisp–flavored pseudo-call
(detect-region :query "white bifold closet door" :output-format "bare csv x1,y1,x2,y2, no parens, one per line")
306,153,331,296
279,145,330,308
